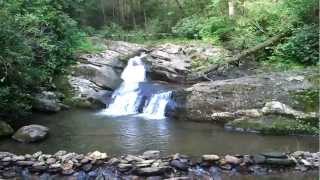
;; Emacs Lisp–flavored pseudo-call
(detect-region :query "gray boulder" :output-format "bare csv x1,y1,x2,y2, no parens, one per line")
73,64,122,90
0,121,14,137
32,91,62,113
12,125,49,143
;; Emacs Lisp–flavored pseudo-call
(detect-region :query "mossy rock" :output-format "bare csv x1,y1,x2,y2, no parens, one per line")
0,121,14,137
226,115,319,135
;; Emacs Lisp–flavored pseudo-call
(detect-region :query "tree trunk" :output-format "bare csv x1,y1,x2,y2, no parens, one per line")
174,0,185,15
199,32,288,77
228,0,236,17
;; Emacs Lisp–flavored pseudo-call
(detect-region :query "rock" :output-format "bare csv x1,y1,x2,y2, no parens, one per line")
125,154,145,162
32,91,61,113
134,167,166,176
32,162,46,171
88,151,107,160
261,152,287,159
54,150,67,157
225,155,241,165
174,71,317,122
252,155,266,164
265,158,295,166
0,121,14,137
73,64,122,90
118,163,133,172
143,151,160,160
12,125,49,143
68,76,111,109
16,161,34,166
170,160,189,171
46,158,56,165
300,159,312,167
202,155,220,162
81,163,92,172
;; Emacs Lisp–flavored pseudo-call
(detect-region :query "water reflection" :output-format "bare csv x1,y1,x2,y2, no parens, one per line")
0,109,317,156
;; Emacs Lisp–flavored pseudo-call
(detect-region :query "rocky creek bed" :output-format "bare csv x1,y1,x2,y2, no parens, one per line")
0,150,319,179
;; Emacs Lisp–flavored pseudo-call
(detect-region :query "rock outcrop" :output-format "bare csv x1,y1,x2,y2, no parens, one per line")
12,125,49,143
173,71,318,122
69,40,147,108
145,43,228,83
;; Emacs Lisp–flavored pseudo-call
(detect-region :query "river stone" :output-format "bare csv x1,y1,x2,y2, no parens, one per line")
261,152,287,159
134,167,166,176
0,121,14,137
225,155,241,165
202,155,220,162
143,151,160,160
16,160,34,166
265,158,295,166
81,163,93,172
253,155,266,164
12,125,49,143
170,160,189,171
118,163,133,172
88,151,107,160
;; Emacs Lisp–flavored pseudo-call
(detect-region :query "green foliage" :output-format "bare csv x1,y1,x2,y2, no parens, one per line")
0,0,83,118
270,25,319,65
172,16,205,39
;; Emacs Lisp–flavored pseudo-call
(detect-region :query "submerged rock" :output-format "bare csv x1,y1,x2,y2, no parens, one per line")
0,121,14,137
12,125,49,143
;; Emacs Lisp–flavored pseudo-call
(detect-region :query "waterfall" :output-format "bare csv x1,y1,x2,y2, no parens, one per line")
142,91,172,119
102,54,172,119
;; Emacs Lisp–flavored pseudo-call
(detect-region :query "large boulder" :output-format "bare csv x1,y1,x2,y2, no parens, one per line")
0,121,14,137
73,64,122,90
173,71,318,122
32,91,62,113
12,125,49,143
68,76,112,109
146,43,229,83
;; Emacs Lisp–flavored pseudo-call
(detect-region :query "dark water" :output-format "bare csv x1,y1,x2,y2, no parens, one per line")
0,109,317,156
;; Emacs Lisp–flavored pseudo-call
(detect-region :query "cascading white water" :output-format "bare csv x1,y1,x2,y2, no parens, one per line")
142,91,172,119
102,54,172,119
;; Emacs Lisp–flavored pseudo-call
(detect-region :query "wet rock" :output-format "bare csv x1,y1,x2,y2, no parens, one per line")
125,154,145,162
300,159,312,167
54,150,67,157
265,158,295,166
261,152,287,159
12,125,49,143
80,158,90,164
134,167,166,176
143,151,160,160
118,163,133,172
202,155,220,162
32,162,47,171
16,161,34,166
225,155,241,165
12,155,25,162
170,160,189,171
0,121,14,137
33,91,62,113
252,155,266,164
88,151,108,160
81,163,92,172
46,158,56,165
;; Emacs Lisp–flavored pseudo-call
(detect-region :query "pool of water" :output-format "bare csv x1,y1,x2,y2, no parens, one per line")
0,109,317,156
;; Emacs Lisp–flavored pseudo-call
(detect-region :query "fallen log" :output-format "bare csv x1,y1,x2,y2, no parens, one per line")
193,32,289,80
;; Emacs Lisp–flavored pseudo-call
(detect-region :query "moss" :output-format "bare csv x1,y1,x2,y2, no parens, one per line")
290,89,319,112
53,74,75,106
227,115,319,135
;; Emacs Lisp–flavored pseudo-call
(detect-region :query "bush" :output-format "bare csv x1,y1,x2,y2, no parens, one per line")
172,15,205,39
0,0,83,118
270,24,319,65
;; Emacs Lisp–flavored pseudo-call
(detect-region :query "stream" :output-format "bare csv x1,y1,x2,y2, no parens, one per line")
0,109,317,156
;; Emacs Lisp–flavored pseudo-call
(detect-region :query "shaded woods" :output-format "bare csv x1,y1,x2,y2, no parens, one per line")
0,0,318,119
